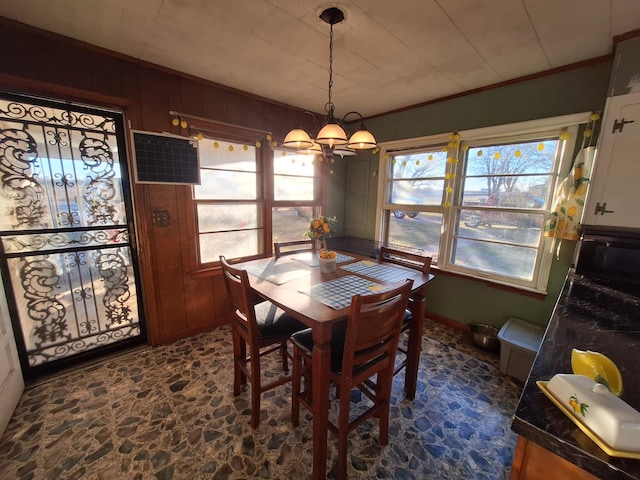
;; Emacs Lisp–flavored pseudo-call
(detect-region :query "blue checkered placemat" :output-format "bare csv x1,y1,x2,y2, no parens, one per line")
299,275,389,310
242,258,311,285
340,260,413,283
292,252,355,267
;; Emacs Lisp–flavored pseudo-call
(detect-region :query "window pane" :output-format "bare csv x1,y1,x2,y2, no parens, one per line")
272,207,315,244
387,211,442,261
197,204,259,232
451,237,537,281
274,176,314,201
463,139,557,204
390,151,447,206
199,230,261,263
274,153,315,175
391,179,445,206
199,141,256,171
194,170,257,200
465,140,556,175
462,175,551,208
392,152,448,179
273,151,315,201
459,207,545,235
456,210,542,246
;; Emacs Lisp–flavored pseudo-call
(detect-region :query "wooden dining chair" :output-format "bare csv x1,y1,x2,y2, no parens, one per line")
379,246,432,376
274,239,315,258
290,279,413,479
219,256,306,428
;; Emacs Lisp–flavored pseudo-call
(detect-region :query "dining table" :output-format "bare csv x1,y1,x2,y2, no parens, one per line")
236,250,434,479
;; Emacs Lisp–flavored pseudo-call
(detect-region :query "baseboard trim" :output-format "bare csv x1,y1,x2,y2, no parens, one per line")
426,311,471,333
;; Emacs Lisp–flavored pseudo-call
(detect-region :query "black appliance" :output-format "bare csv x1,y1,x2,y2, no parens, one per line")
575,225,640,294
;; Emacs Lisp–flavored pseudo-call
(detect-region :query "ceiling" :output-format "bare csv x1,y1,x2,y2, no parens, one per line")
2,0,640,118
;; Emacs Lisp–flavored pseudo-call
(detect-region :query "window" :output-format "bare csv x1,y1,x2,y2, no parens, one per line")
194,138,263,263
191,129,322,267
449,133,562,289
381,142,449,261
272,149,320,244
378,114,586,292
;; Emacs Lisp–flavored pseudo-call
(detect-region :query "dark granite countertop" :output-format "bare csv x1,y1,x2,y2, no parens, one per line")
512,271,640,480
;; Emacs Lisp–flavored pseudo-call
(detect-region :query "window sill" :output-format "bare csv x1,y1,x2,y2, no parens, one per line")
430,266,547,300
190,253,267,279
190,265,221,279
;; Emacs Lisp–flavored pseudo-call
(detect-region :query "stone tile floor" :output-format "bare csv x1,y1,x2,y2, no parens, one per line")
0,321,522,479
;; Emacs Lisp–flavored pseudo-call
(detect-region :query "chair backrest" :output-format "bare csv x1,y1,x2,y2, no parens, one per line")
219,256,260,339
274,239,315,258
340,279,413,382
379,246,432,274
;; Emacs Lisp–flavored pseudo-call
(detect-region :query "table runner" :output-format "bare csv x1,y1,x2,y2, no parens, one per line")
292,252,355,267
340,260,413,283
242,258,311,285
299,275,388,309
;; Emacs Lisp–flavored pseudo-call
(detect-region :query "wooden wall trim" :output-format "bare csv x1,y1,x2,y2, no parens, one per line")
426,311,470,333
0,18,305,345
0,73,132,110
367,55,612,121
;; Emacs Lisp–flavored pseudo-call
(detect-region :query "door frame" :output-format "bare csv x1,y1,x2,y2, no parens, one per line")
0,91,147,380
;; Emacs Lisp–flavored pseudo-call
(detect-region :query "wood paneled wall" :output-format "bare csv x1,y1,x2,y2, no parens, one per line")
0,18,302,344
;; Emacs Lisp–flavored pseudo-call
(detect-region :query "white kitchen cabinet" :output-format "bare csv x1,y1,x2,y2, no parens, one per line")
584,92,640,227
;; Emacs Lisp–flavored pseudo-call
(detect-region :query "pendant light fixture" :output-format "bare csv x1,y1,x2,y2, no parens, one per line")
282,7,377,159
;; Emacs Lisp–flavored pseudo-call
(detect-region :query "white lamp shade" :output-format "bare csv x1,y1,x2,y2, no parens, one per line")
297,141,323,155
332,146,357,157
283,128,314,149
346,127,377,150
316,122,348,147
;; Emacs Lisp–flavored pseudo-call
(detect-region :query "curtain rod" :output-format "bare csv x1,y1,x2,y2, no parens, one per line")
187,124,269,144
169,110,271,137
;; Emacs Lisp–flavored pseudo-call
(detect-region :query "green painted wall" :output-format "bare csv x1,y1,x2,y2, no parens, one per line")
326,159,347,236
334,60,613,328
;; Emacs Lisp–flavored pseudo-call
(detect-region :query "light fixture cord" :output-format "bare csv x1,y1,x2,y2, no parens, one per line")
326,21,334,116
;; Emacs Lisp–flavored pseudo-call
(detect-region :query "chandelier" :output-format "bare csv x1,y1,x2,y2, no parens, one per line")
282,7,377,159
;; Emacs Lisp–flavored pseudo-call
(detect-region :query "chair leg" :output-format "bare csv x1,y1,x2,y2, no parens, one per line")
378,400,390,445
377,372,393,445
291,347,302,427
336,384,352,480
232,331,246,396
250,346,262,429
280,342,289,372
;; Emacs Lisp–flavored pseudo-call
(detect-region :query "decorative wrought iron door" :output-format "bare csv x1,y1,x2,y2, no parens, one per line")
0,92,146,379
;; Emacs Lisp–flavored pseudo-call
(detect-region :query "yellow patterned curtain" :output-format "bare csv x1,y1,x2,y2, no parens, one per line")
543,147,595,240
543,113,600,241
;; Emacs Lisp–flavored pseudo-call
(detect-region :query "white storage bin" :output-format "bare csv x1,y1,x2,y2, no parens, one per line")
497,317,545,382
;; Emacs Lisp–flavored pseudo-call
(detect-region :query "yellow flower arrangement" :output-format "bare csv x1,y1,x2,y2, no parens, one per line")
304,215,337,258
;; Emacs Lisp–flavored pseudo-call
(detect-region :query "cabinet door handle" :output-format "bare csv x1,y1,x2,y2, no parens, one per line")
594,202,614,215
612,118,635,134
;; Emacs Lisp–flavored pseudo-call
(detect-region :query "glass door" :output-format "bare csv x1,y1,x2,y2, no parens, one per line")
0,92,146,379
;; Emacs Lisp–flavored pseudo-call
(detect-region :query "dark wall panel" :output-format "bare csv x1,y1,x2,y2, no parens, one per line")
0,17,299,344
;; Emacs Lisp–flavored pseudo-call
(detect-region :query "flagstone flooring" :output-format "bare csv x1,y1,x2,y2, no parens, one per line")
0,321,522,479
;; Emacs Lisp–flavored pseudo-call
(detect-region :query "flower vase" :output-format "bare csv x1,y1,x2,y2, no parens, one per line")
318,256,336,273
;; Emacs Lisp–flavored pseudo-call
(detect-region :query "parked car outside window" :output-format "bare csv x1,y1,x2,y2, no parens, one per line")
464,191,544,228
392,196,422,219
393,210,419,219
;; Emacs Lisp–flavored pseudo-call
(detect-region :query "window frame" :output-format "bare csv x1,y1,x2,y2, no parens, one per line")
192,133,266,267
188,121,324,270
376,134,450,262
376,113,589,293
270,147,324,241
